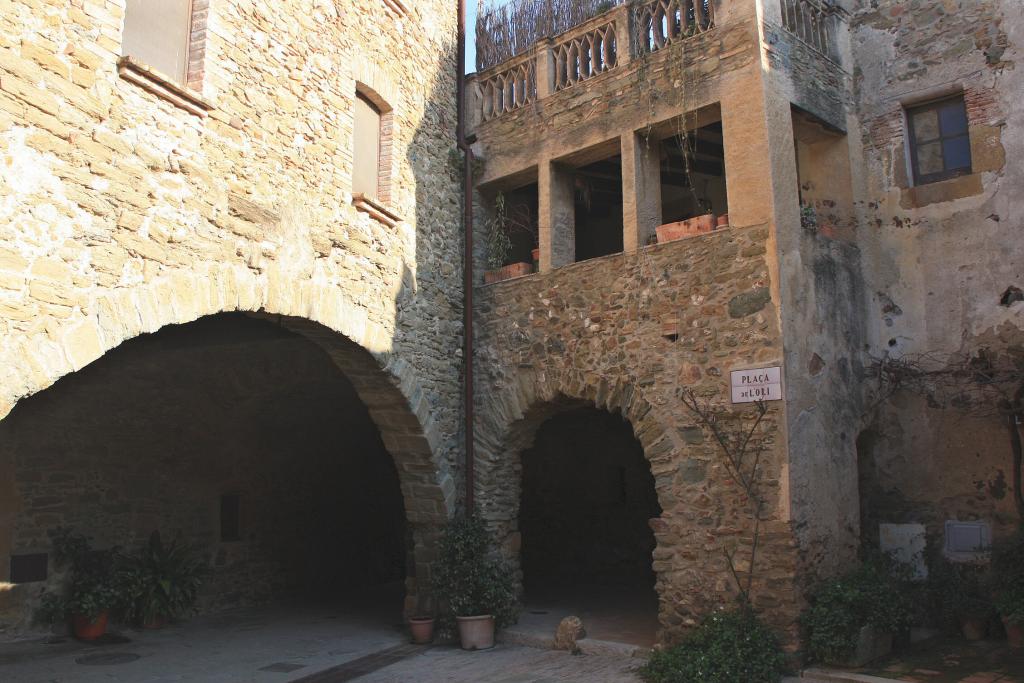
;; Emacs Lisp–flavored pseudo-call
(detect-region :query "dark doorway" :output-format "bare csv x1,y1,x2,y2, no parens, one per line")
0,314,408,620
519,406,661,645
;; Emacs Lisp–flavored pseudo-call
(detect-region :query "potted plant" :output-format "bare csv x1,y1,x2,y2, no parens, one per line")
40,527,132,640
408,615,436,644
432,515,518,650
991,527,1024,648
995,582,1024,648
124,531,205,628
483,193,533,284
803,558,911,666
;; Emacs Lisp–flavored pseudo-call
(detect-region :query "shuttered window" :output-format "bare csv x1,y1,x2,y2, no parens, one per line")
353,93,382,198
122,0,194,83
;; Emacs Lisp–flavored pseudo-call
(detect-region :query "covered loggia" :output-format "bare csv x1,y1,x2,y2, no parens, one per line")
0,313,427,632
517,406,662,646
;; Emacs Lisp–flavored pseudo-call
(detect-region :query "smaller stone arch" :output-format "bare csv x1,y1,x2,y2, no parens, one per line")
473,366,682,640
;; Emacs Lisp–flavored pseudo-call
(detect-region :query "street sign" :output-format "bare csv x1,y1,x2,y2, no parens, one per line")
730,366,782,403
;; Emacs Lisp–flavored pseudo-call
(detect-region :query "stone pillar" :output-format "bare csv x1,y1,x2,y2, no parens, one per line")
621,131,661,252
536,43,556,99
538,160,575,271
612,4,632,66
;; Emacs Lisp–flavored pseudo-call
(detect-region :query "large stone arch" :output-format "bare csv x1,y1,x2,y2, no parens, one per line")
0,266,454,612
473,366,682,639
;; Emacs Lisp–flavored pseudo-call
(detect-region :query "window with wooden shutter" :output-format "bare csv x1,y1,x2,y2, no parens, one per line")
122,0,194,83
353,93,382,199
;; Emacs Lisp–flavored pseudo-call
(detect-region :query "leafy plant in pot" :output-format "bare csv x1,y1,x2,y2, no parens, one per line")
483,193,535,284
37,527,133,640
124,531,205,628
431,515,518,650
991,526,1024,648
802,558,911,666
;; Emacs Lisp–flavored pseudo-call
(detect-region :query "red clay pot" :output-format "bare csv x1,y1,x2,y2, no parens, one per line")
73,611,109,641
409,616,435,644
1004,616,1023,649
531,247,540,263
483,262,532,284
716,213,729,228
655,214,715,243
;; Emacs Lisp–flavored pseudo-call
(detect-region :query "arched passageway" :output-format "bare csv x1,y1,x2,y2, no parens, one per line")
518,406,662,646
0,313,438,631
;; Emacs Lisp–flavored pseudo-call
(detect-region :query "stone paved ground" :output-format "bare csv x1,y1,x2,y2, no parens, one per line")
826,637,1024,683
0,602,643,683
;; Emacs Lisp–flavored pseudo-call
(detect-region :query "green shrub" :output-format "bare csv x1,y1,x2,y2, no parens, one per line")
641,608,786,683
431,515,518,635
123,531,205,624
803,560,911,664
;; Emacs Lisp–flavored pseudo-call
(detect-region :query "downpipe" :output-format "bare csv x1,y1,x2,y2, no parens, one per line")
456,0,475,512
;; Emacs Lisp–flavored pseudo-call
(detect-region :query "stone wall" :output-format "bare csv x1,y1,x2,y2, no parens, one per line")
0,0,463,625
849,0,1024,543
472,228,803,646
0,314,408,633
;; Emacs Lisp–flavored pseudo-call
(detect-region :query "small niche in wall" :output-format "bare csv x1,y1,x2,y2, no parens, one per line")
10,553,48,583
220,493,241,542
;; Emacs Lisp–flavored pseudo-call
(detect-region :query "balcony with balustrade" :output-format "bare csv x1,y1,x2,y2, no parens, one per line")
465,0,850,281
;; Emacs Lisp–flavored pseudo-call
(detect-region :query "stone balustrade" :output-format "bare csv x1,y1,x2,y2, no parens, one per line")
780,0,842,61
478,50,538,122
470,0,718,122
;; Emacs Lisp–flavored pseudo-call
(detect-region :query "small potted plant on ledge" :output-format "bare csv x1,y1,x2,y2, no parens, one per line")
483,193,533,284
432,515,518,650
124,531,205,629
803,558,911,667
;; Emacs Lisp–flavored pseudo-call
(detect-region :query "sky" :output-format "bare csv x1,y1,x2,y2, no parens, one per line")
465,2,479,72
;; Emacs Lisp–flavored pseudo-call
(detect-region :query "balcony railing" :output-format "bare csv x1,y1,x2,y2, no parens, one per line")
472,0,718,122
479,52,538,122
780,0,840,61
635,0,715,54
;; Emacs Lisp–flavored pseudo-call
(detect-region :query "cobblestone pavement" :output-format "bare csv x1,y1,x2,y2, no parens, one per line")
340,644,644,682
0,602,644,683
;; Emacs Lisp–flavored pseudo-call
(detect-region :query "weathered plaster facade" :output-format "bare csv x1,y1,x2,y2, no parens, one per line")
0,0,462,631
850,0,1024,543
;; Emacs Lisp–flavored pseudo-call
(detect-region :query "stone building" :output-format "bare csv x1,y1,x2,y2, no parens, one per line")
0,0,462,632
465,0,1022,647
0,0,1021,656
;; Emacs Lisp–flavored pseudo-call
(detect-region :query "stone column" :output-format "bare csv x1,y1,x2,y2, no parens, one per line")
538,160,575,271
621,131,662,252
536,43,556,99
612,4,632,66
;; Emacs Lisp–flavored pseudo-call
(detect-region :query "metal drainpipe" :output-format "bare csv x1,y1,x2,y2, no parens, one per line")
456,0,475,512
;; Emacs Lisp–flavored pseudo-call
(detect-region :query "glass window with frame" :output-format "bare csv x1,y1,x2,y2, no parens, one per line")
907,95,972,185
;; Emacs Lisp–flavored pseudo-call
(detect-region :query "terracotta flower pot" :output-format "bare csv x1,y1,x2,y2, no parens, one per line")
483,262,532,284
531,247,540,263
716,213,729,228
655,214,715,243
409,616,435,644
456,614,495,650
73,611,109,641
1004,616,1023,649
960,615,987,641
